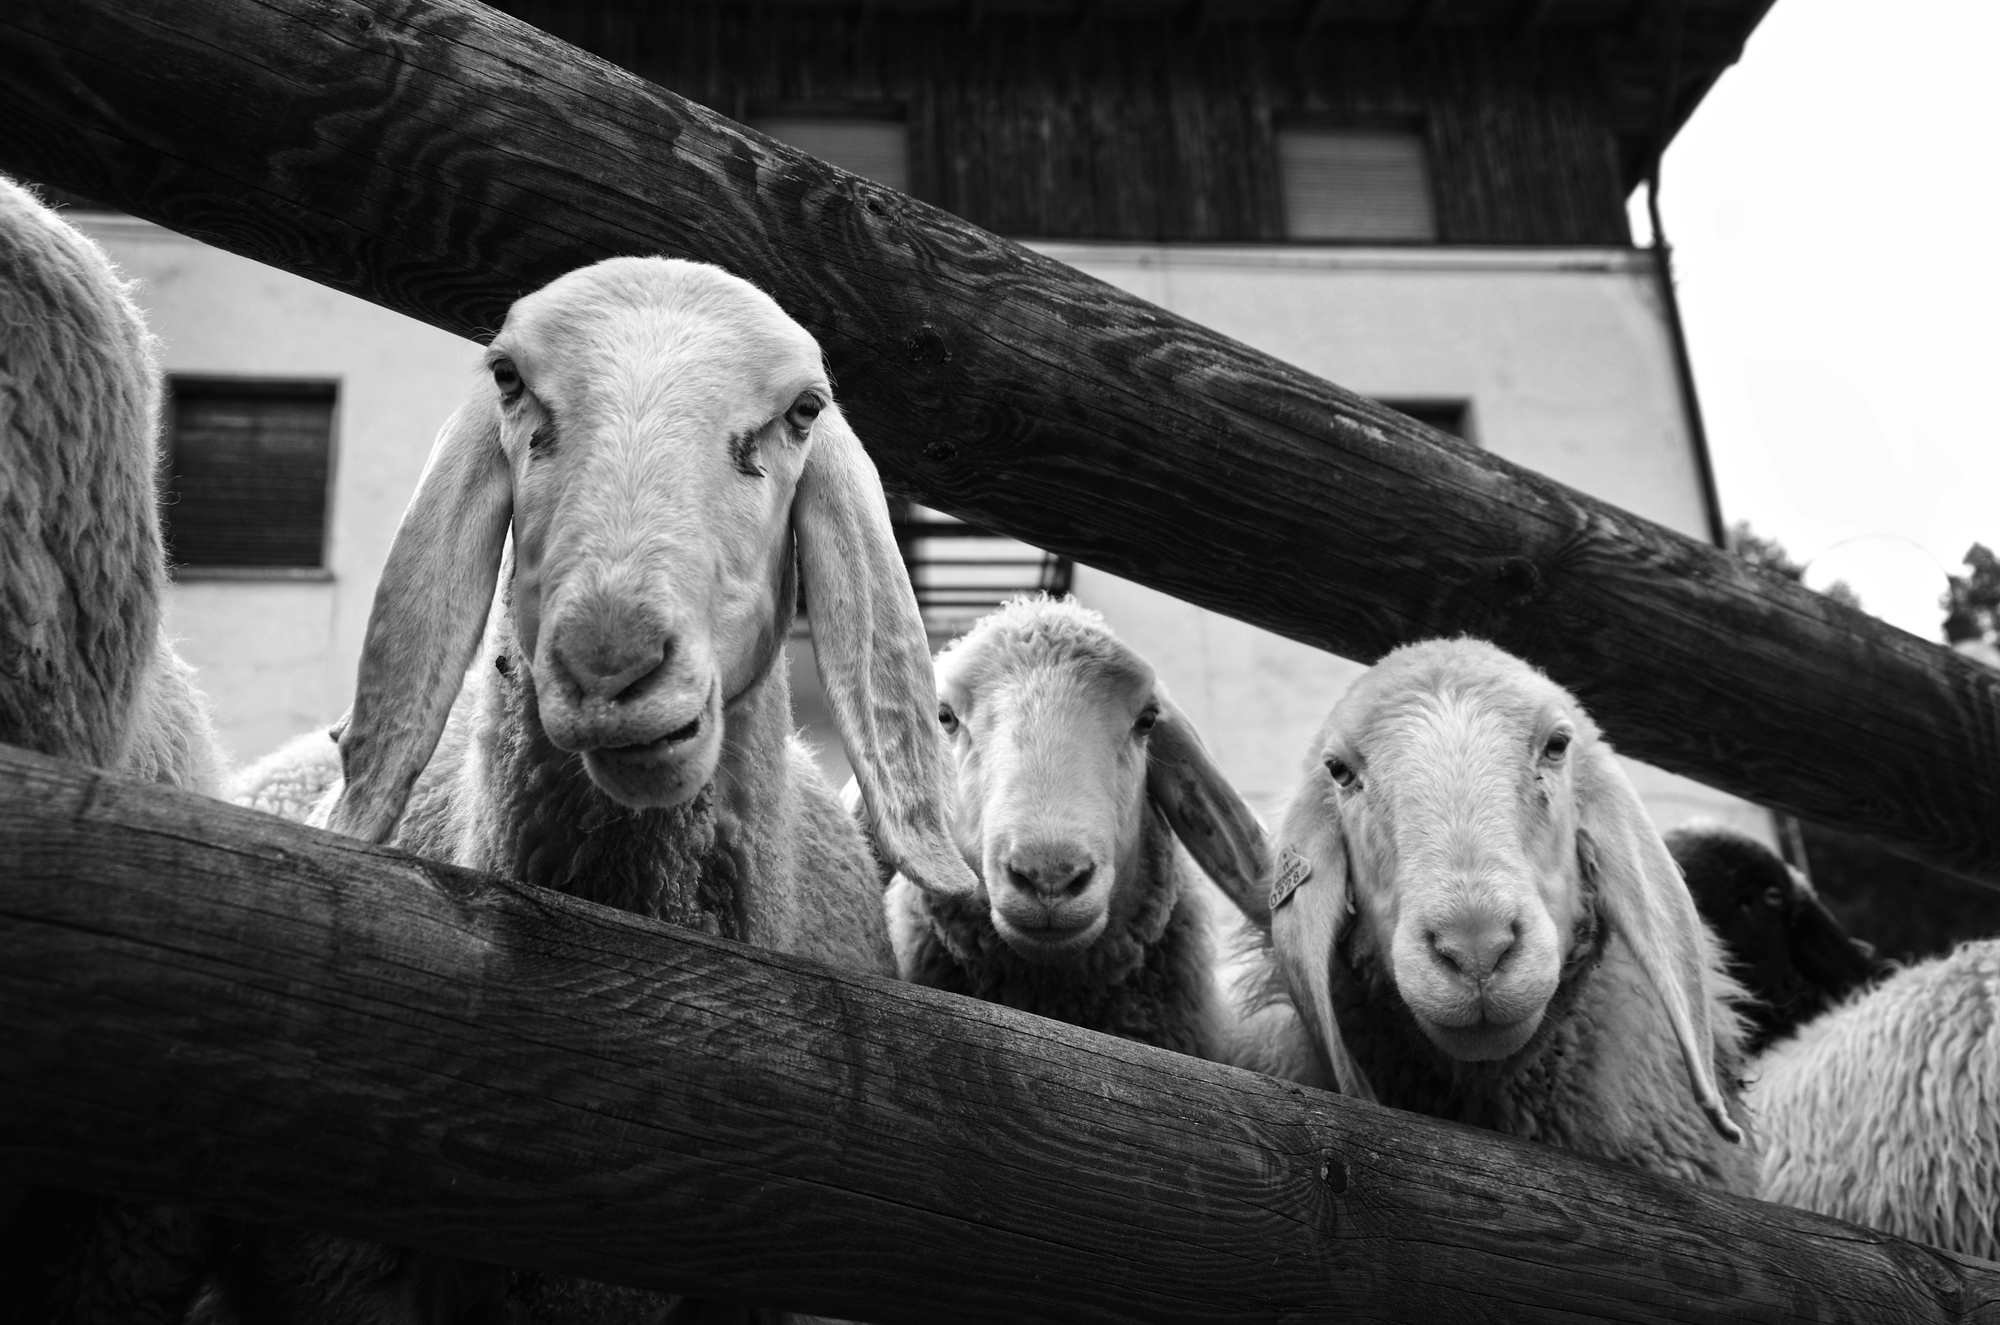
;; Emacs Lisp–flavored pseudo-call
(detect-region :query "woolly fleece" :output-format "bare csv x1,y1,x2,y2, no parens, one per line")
1753,938,2000,1258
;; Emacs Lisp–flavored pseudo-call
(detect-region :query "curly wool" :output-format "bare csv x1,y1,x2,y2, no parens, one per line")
0,175,224,793
1752,939,2000,1258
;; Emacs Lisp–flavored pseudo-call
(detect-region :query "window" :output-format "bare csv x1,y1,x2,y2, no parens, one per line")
892,501,1072,630
750,115,910,192
1277,128,1437,242
164,377,335,574
1377,399,1470,442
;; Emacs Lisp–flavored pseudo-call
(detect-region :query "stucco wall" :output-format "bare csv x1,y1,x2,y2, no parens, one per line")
73,213,482,764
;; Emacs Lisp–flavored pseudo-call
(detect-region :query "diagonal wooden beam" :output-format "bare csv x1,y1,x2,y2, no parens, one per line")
2,742,1995,1323
0,0,1995,886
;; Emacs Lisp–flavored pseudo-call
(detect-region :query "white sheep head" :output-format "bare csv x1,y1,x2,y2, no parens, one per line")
1271,637,1743,1143
931,598,1270,963
322,257,976,900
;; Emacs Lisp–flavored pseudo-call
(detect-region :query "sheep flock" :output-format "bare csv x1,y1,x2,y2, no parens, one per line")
4,172,1998,1322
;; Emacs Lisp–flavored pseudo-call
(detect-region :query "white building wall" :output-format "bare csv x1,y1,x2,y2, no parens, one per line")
73,214,482,764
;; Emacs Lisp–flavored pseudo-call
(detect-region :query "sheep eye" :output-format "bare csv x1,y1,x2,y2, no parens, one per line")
937,702,959,735
1543,730,1572,761
491,357,523,402
1325,756,1358,790
1134,705,1159,734
785,393,825,434
1762,886,1786,911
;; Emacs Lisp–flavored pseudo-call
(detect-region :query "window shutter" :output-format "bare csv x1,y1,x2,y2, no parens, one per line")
164,379,335,571
1376,399,1470,441
750,117,910,193
1278,129,1438,242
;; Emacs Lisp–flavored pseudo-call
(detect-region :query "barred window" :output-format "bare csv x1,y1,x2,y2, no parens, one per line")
164,377,335,574
892,501,1072,629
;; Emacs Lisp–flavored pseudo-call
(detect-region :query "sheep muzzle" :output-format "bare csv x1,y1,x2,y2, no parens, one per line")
1389,890,1564,1062
532,592,726,808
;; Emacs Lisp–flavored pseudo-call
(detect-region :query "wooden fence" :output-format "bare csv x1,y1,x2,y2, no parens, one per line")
2,0,1997,887
2,0,2000,1320
5,744,1998,1324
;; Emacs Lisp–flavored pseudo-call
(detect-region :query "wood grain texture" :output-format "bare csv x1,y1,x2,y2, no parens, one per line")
0,0,1995,885
504,2,1633,245
2,742,1997,1323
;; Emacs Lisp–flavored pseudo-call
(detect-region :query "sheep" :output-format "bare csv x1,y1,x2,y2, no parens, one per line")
189,256,977,1325
1751,939,2000,1260
1665,822,1887,1055
883,596,1316,1077
229,726,343,821
0,174,225,795
1267,637,1757,1193
0,174,230,1324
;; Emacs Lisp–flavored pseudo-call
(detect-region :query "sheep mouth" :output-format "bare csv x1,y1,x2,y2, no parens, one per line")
577,696,721,809
992,910,1108,963
598,713,703,756
1414,1009,1544,1062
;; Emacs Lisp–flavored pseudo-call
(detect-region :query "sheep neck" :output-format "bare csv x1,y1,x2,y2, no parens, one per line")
1333,890,1610,1136
448,596,794,936
909,804,1214,1056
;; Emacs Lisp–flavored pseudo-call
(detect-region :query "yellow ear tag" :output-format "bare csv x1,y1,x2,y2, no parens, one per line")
1270,846,1312,912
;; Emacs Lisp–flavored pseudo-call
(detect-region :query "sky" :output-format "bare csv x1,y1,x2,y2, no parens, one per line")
1634,0,2000,639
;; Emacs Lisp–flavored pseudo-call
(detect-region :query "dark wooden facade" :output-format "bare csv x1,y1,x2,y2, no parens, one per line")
490,0,1767,245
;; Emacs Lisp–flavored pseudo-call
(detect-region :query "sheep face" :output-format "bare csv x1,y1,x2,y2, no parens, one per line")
483,261,825,808
935,620,1158,962
1273,638,1744,1142
1308,651,1586,1061
326,256,979,903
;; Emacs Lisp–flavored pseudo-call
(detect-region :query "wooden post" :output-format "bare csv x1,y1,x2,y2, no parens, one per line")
1,743,1994,1323
1,0,1997,886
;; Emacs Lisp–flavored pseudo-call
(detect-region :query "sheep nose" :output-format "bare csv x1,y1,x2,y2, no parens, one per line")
551,610,674,705
1427,914,1520,984
1001,846,1097,901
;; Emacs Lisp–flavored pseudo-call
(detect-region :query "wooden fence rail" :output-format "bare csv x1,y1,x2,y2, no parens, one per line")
3,743,1998,1323
0,0,1996,889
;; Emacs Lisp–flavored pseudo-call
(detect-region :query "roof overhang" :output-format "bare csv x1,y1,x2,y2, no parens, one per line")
738,0,1778,193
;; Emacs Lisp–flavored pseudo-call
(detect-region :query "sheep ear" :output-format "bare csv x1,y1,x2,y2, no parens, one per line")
325,398,512,844
1147,692,1273,930
1576,742,1745,1144
793,404,977,900
1270,782,1375,1102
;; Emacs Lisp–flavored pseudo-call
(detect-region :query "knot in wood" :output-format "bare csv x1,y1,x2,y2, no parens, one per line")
1318,1152,1348,1192
903,323,952,367
1493,556,1543,603
923,440,958,463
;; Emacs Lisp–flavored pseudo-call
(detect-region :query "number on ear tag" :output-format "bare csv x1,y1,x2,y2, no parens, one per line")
1270,846,1312,911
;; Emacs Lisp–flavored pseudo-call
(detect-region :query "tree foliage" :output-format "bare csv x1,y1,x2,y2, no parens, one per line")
1726,522,1862,611
1942,543,2000,645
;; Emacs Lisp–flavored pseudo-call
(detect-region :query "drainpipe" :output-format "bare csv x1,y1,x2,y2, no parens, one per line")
1648,1,1804,876
1645,0,1727,551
